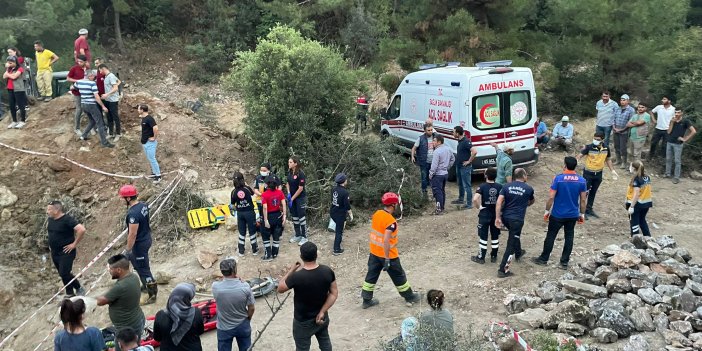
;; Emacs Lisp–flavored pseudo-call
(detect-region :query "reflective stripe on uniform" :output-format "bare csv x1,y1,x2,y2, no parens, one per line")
369,229,397,249
395,281,411,292
491,240,499,248
362,281,375,292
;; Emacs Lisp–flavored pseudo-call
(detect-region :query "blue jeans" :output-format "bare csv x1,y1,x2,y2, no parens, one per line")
142,140,161,176
665,142,683,178
455,163,472,204
430,174,447,210
595,125,613,147
419,162,431,192
217,319,252,351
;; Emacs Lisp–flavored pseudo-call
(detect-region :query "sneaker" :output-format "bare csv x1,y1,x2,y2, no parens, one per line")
463,204,473,209
80,136,89,141
261,254,273,262
490,256,497,263
298,237,308,246
102,143,115,148
619,163,627,169
497,270,514,278
672,178,680,184
113,135,120,142
531,257,548,266
74,129,82,136
404,292,421,304
516,249,526,261
289,236,301,243
586,210,600,219
252,250,260,256
361,298,379,309
433,209,444,215
76,287,86,296
14,122,25,129
450,199,464,204
44,97,52,102
559,263,569,270
7,122,17,129
663,174,671,178
471,256,485,264
152,176,162,184
238,251,245,257
332,249,345,256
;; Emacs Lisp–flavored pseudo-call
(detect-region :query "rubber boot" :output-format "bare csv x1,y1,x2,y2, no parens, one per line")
400,288,420,304
361,289,379,309
142,278,158,305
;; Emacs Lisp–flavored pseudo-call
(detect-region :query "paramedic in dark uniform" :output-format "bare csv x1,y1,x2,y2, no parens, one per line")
329,173,353,255
119,184,157,305
495,168,534,278
471,167,502,264
287,156,308,246
253,162,271,233
576,131,618,219
231,171,259,256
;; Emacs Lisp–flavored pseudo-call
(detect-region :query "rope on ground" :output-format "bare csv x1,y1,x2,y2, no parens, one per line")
248,292,291,351
1,173,184,350
0,140,180,180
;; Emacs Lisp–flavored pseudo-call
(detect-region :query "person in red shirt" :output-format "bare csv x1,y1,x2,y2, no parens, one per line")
94,58,105,96
260,175,287,262
74,28,91,67
66,56,87,135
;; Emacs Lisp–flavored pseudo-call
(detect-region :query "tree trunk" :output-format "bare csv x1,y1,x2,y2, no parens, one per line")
114,6,125,53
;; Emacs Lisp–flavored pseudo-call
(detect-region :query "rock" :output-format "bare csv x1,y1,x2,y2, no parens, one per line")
602,244,622,256
646,238,662,252
535,281,559,302
542,302,558,311
623,334,650,351
573,273,602,286
631,278,653,291
508,308,547,329
47,156,71,172
698,306,702,317
154,271,173,285
594,265,615,283
63,178,77,192
553,291,567,303
652,303,674,315
0,185,17,207
662,329,692,347
630,307,655,332
184,169,199,182
609,268,648,281
589,298,625,318
641,249,660,264
611,293,645,309
591,327,618,343
20,237,33,249
0,208,10,221
503,294,528,314
677,289,696,313
595,309,635,337
691,170,702,180
581,257,601,273
660,247,679,258
657,235,678,249
69,185,85,197
197,250,218,269
655,313,670,332
611,250,642,268
542,300,594,329
638,288,664,305
669,310,694,321
676,248,692,262
651,263,669,273
657,273,684,286
557,322,588,336
689,332,702,343
560,280,608,299
657,285,684,297
661,259,692,279
693,319,702,332
607,278,632,293
631,234,648,249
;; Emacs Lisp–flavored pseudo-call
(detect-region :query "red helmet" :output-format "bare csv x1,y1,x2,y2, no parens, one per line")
381,192,400,206
119,184,138,198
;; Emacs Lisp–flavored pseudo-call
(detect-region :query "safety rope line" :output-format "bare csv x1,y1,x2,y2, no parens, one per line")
0,141,180,179
0,172,184,350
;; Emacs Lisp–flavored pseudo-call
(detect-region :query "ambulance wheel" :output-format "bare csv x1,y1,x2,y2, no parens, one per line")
381,131,389,140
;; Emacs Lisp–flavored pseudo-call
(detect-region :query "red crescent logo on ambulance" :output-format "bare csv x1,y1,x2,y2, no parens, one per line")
479,104,495,125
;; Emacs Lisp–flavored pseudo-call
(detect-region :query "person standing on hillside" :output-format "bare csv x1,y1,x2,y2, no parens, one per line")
495,168,534,278
76,70,114,148
33,40,59,101
649,96,676,161
119,185,158,305
74,29,92,67
490,142,514,185
47,201,87,297
532,156,587,270
99,63,122,141
411,124,436,197
595,91,620,147
213,258,255,351
471,167,502,264
626,161,653,236
626,103,651,166
278,242,338,351
548,116,574,151
138,104,162,183
231,171,259,256
665,110,697,184
329,173,352,255
261,175,287,261
430,135,455,215
361,192,420,309
452,126,477,209
613,94,635,168
287,156,308,246
66,55,87,135
3,56,28,129
576,131,618,219
96,254,146,347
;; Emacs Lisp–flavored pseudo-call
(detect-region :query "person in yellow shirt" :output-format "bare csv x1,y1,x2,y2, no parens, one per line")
626,160,652,237
34,40,59,101
575,131,618,219
361,192,420,309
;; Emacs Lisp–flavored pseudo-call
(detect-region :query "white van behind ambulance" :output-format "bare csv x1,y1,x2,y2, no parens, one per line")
380,60,539,174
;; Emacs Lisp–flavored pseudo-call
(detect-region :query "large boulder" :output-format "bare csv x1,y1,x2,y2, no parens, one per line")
542,300,594,329
638,288,664,305
560,280,608,299
611,250,642,269
535,281,559,302
591,327,618,343
595,309,636,337
589,298,625,318
630,307,655,332
507,308,547,329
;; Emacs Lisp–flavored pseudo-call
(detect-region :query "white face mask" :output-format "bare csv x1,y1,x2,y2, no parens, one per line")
260,171,269,177
593,140,601,146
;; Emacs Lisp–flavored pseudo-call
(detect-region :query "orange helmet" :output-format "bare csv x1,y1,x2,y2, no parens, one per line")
119,184,138,198
381,192,400,206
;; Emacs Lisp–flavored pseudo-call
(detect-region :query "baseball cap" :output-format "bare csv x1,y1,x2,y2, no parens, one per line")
78,28,88,35
561,116,569,122
334,173,347,184
621,94,630,100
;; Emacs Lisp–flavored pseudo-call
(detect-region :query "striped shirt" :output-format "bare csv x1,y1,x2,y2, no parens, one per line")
75,79,98,104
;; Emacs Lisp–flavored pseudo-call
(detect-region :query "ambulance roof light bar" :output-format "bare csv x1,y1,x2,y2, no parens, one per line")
418,62,461,70
475,60,513,69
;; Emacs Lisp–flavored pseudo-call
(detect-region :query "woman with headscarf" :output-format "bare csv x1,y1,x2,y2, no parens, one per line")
153,283,204,350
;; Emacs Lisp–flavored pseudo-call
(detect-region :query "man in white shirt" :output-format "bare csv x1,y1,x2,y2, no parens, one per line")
548,116,574,151
648,95,675,160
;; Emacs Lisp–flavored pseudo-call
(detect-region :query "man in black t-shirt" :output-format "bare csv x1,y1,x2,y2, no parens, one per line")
138,104,161,183
119,184,157,305
665,110,697,184
278,242,338,351
471,167,502,264
46,201,87,296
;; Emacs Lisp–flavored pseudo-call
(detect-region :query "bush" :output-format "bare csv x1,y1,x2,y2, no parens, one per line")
380,323,489,351
379,73,402,100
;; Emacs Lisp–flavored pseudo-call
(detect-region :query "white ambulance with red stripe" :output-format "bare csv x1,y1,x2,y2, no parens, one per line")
380,60,539,174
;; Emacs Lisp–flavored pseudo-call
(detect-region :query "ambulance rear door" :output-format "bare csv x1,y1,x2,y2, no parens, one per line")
500,70,537,166
468,74,506,168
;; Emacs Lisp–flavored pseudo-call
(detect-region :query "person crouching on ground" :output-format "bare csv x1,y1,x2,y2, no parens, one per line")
548,116,574,151
419,289,454,335
626,161,653,237
329,173,352,255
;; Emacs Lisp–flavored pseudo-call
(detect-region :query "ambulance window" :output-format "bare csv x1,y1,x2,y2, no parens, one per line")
508,91,531,127
388,95,401,119
474,94,501,130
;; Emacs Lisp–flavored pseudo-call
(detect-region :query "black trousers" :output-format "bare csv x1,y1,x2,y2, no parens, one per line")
626,204,651,237
129,237,154,282
331,214,345,252
51,250,81,294
262,211,283,257
362,255,412,301
237,210,258,254
105,100,121,135
538,216,577,265
292,315,331,351
583,171,603,212
498,219,524,273
649,129,668,159
290,197,307,238
477,217,500,259
7,89,27,122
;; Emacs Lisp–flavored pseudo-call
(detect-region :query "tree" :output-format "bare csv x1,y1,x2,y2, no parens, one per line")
340,5,387,67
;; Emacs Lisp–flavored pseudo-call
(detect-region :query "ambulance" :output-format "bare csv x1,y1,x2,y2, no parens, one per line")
380,60,539,175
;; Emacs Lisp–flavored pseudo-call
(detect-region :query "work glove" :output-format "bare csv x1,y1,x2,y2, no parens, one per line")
229,204,235,213
286,193,292,204
122,249,132,258
543,210,551,222
382,259,391,271
577,214,585,224
611,170,619,180
628,207,635,215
